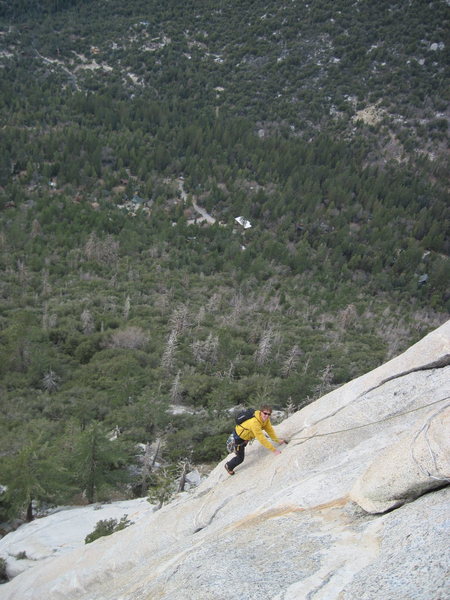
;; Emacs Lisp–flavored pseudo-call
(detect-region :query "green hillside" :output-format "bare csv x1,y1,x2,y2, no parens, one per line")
0,0,448,522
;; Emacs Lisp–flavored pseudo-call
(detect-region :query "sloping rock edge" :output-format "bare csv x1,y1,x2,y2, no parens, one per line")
0,320,449,600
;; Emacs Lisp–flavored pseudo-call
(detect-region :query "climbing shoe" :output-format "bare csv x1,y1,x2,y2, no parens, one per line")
225,464,235,475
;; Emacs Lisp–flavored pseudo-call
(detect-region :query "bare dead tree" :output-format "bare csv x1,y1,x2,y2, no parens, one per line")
206,292,222,313
84,232,119,265
314,364,334,398
42,369,60,393
228,292,244,325
139,441,158,497
161,329,179,372
170,370,183,404
17,259,28,284
177,459,191,493
195,305,206,327
84,232,97,261
191,333,219,364
151,438,162,469
281,344,302,377
225,358,236,380
338,304,357,330
302,356,311,375
123,295,131,320
169,304,189,335
285,397,299,417
254,325,275,366
109,326,149,350
215,357,237,380
81,308,95,335
267,292,281,313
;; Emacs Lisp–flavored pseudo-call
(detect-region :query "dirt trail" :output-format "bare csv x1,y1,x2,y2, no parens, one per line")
178,179,216,225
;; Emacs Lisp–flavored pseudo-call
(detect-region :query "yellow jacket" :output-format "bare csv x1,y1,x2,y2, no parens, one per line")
235,410,280,452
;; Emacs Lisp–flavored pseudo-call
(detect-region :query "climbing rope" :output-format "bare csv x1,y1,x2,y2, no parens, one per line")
410,403,450,483
288,395,450,445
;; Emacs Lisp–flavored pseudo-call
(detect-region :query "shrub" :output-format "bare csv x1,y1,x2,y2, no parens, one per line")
108,327,149,350
84,515,132,544
191,433,228,462
147,468,176,509
0,557,7,583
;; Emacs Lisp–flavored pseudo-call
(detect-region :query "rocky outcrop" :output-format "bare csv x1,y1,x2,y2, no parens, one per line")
0,499,154,581
350,404,450,513
1,321,449,600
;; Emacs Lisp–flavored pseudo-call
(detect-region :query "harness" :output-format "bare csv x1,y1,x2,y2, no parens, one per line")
234,416,260,449
232,430,247,447
226,410,259,454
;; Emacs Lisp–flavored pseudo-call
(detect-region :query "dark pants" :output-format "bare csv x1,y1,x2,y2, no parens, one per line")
226,439,248,471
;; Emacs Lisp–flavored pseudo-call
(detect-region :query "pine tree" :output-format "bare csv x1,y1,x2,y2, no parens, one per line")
147,468,175,510
73,422,129,504
0,438,72,521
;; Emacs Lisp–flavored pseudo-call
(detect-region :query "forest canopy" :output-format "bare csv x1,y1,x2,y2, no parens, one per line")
0,0,448,521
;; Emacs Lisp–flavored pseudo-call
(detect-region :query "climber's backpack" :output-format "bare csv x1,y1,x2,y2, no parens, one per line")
226,409,256,453
235,408,255,426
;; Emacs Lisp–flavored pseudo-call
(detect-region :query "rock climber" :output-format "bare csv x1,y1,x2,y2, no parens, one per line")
225,405,287,475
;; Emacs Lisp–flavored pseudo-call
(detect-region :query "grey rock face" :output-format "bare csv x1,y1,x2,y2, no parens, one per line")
1,321,449,600
350,404,450,513
340,487,450,600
